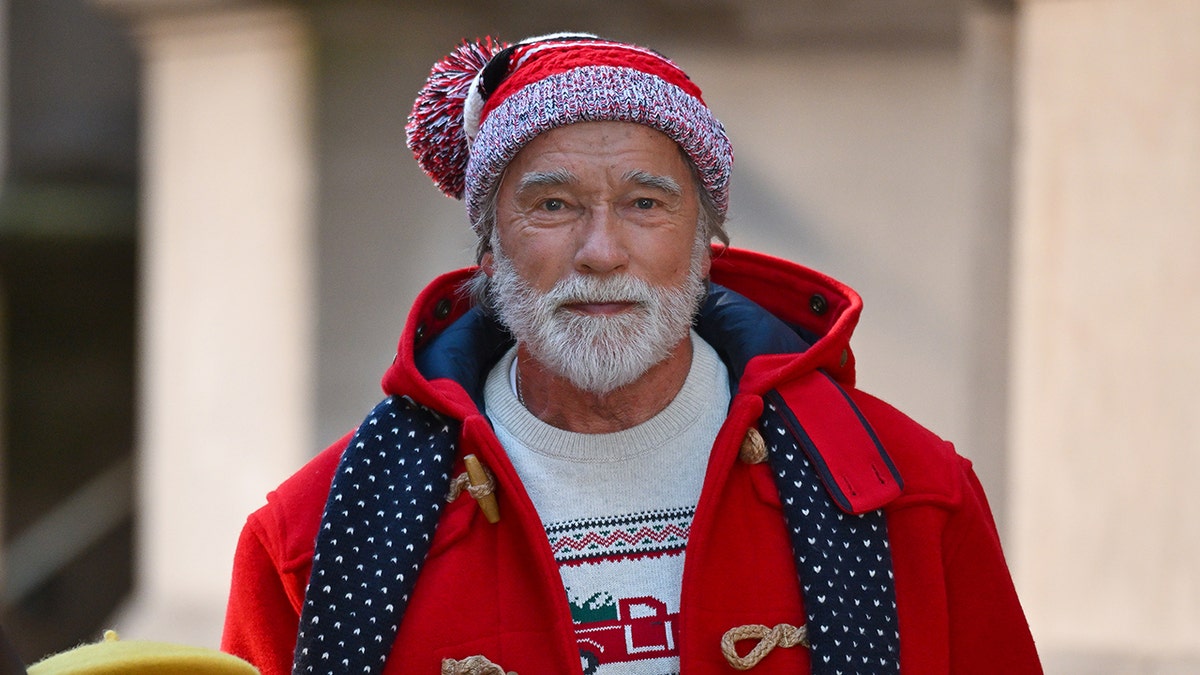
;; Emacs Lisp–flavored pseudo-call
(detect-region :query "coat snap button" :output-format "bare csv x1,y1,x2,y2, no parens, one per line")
739,428,767,464
433,297,452,319
809,293,828,316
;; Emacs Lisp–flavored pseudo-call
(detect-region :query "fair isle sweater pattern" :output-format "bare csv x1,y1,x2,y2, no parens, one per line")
551,507,692,675
547,507,693,566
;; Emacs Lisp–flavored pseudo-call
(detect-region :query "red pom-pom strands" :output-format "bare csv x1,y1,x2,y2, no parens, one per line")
406,37,509,199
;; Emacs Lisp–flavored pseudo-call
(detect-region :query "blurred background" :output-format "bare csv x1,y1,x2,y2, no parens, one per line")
0,0,1195,672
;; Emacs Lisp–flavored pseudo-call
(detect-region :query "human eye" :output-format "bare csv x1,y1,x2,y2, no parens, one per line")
633,197,657,210
542,198,566,212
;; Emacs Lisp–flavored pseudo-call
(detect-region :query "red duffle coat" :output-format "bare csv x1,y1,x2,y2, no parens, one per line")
221,247,1042,674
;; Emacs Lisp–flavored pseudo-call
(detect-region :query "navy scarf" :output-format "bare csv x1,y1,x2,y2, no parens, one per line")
762,394,901,673
291,396,458,674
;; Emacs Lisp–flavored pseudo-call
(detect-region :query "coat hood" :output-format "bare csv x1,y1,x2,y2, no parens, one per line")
381,246,863,420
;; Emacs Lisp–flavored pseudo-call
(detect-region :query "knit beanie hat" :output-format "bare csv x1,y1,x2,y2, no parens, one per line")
406,33,734,231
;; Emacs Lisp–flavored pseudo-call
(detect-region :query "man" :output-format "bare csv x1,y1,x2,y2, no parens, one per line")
222,34,1042,674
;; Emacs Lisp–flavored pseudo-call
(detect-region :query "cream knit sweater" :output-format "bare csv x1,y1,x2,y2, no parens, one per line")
485,331,729,674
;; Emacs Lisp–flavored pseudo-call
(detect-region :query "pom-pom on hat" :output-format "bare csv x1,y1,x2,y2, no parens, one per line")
406,33,734,232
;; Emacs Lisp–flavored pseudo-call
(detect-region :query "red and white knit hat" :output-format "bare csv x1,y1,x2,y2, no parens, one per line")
406,33,734,231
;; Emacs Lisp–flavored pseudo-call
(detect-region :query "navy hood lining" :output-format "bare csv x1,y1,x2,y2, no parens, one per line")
412,283,812,412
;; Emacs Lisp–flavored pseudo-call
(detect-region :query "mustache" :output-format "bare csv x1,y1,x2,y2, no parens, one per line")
543,274,655,308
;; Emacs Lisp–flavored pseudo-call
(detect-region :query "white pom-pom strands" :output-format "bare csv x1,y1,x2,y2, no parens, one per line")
406,37,508,199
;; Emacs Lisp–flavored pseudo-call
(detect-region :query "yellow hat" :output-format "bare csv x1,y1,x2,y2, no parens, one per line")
27,631,258,675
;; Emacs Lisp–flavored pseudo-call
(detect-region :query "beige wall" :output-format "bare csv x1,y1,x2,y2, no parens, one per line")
1013,0,1200,669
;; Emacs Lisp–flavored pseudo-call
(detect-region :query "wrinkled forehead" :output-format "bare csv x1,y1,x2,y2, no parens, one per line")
502,121,690,180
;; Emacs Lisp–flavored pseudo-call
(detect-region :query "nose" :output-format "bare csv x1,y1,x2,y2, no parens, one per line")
574,207,629,275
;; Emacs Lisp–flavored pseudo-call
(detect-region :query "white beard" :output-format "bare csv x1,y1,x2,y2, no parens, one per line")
489,241,708,396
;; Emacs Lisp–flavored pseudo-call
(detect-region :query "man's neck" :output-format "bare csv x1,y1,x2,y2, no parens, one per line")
515,335,694,434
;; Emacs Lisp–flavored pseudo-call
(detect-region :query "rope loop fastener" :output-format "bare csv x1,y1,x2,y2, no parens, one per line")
721,623,809,670
441,655,516,675
447,454,501,523
738,427,768,464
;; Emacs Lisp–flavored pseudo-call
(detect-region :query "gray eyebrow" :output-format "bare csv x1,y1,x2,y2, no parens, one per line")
623,170,682,196
515,169,577,193
514,168,682,196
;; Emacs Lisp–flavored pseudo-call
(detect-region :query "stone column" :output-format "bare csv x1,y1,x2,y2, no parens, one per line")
1012,1,1200,670
103,2,316,647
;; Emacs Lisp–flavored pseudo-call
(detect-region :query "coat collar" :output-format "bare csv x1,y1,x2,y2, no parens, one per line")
381,246,863,419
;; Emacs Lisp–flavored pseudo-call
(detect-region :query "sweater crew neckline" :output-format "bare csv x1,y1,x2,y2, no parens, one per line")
484,331,726,463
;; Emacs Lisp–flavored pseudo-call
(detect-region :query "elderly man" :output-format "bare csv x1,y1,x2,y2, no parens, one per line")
222,34,1041,675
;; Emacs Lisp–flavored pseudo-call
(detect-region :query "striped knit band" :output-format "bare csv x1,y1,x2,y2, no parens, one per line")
466,61,733,225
